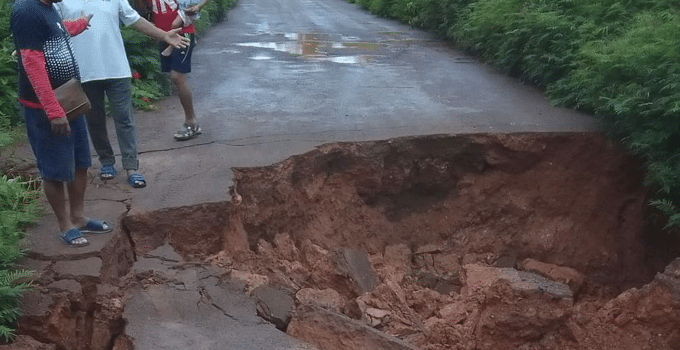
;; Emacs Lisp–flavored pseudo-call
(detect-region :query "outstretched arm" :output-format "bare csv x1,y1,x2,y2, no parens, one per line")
130,17,190,49
185,0,210,14
62,13,93,36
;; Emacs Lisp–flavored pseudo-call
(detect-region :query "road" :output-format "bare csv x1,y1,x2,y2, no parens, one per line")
193,0,596,140
112,0,597,211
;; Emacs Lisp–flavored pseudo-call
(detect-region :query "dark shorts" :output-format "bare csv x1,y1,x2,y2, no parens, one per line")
160,33,195,74
21,106,91,182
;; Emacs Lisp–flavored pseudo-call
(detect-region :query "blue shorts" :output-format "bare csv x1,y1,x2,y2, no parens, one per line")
160,33,195,74
22,106,91,182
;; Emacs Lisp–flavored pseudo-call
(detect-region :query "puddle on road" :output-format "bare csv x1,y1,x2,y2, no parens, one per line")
237,33,384,64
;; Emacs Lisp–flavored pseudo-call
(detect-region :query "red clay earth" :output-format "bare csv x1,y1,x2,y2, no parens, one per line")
4,133,680,350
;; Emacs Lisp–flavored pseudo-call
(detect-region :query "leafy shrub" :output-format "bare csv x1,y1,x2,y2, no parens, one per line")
552,10,680,225
0,38,18,127
410,0,474,34
0,176,38,343
453,0,578,85
194,0,238,34
131,75,166,110
0,264,32,343
0,0,20,145
122,27,170,109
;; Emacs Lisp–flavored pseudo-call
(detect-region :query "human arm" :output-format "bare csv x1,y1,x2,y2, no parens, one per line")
185,0,209,14
130,17,189,49
119,0,188,49
19,50,69,134
62,14,93,36
11,4,68,133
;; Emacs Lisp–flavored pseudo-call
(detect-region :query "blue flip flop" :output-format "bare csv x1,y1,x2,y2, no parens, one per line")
78,219,112,234
128,173,146,188
100,165,116,180
59,228,89,247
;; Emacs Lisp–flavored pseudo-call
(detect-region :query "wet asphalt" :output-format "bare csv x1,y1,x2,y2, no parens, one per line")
19,0,599,347
120,0,597,211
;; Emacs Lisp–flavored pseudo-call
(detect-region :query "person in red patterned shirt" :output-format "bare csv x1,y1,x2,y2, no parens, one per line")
11,0,111,247
144,0,209,140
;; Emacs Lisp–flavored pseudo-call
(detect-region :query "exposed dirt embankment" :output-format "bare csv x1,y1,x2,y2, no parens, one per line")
232,133,659,289
219,133,680,349
6,133,680,350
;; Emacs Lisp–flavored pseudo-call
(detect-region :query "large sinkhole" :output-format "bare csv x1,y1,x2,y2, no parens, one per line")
13,133,680,350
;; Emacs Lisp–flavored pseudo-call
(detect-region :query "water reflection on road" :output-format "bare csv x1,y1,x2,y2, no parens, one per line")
236,32,385,64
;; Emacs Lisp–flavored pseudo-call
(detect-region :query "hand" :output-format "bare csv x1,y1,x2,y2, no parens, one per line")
78,11,94,25
165,28,191,49
185,5,200,13
50,116,71,136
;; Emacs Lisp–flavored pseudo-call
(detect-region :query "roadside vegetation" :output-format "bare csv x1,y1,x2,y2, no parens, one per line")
0,176,38,342
349,0,680,227
0,0,235,342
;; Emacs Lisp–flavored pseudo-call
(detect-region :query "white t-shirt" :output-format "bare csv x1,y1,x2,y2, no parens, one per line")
54,0,141,83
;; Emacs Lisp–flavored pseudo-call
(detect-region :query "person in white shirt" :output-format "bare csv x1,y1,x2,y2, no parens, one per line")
55,0,188,188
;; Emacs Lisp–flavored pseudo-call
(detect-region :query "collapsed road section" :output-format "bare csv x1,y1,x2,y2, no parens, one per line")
6,133,680,350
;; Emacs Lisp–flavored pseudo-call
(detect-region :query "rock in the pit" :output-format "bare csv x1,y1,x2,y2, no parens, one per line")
252,285,295,331
332,248,378,295
518,258,584,294
296,288,344,312
288,304,420,350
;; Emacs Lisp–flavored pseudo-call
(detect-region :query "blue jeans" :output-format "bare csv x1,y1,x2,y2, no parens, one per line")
82,78,138,170
22,106,91,182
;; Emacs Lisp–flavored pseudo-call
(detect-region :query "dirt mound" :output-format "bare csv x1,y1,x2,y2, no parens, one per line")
231,133,656,291
6,133,680,350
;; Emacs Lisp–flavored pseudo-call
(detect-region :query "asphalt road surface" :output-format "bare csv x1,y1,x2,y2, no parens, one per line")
191,0,596,140
111,0,595,211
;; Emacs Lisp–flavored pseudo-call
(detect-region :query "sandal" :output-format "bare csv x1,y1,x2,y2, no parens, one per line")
59,228,89,248
174,123,202,141
128,173,147,188
100,165,116,181
78,218,112,234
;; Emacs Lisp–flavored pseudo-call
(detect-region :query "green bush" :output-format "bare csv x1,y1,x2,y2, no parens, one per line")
454,0,578,85
555,10,680,225
0,38,18,128
122,27,170,109
0,176,38,343
194,0,238,33
0,0,20,147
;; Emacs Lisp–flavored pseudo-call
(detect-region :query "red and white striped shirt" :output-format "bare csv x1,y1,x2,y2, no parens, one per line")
147,0,195,33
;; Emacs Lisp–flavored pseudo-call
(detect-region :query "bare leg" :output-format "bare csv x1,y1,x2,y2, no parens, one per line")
68,168,88,228
170,70,197,125
43,180,71,232
44,177,88,245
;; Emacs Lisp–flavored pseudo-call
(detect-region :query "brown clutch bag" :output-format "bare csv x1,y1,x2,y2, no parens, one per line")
53,78,90,121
